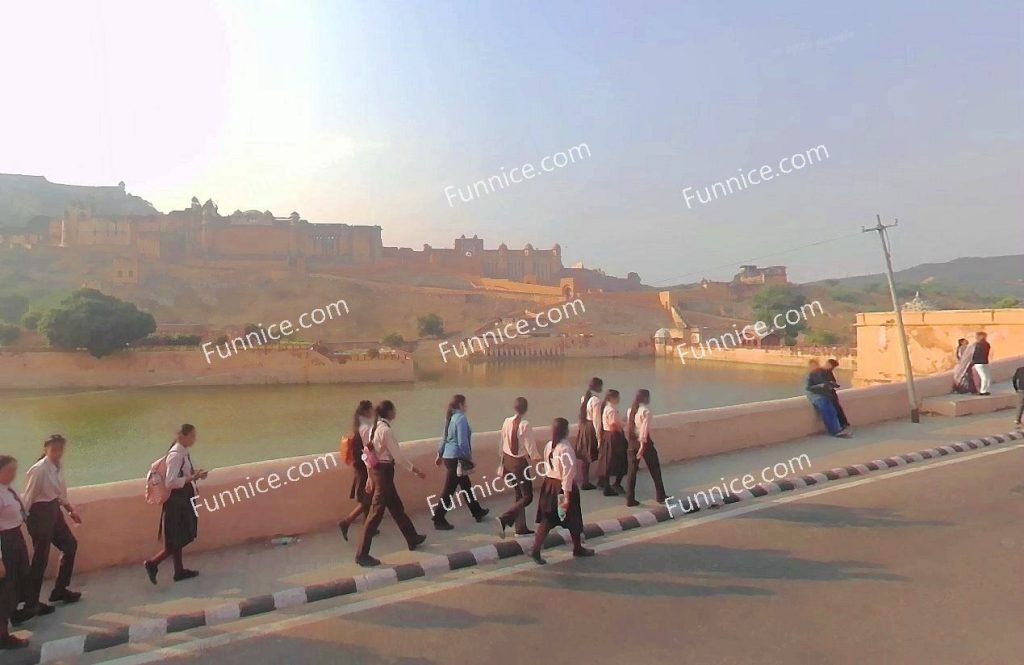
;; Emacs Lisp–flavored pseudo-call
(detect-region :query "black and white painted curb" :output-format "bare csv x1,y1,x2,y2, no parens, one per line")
13,428,1023,665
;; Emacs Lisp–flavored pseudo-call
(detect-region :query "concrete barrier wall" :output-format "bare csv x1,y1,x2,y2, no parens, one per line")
60,355,1024,574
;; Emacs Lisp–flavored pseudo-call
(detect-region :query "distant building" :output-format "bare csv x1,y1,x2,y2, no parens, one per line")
734,265,788,286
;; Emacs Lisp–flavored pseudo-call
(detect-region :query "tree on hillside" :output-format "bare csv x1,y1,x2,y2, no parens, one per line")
382,332,406,348
751,285,809,343
39,289,156,358
417,314,445,337
993,297,1021,309
0,323,20,346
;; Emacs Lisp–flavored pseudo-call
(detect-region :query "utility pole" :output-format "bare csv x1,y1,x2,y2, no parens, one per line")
863,215,920,422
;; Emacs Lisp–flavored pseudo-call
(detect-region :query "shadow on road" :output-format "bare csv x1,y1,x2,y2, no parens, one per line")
738,503,952,528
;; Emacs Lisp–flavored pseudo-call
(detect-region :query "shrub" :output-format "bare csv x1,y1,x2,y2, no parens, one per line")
382,332,405,348
417,313,445,337
39,289,156,358
367,347,381,359
804,329,839,345
993,297,1021,309
0,323,21,346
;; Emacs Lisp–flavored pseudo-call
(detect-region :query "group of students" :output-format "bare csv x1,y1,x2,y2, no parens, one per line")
804,358,852,438
335,378,667,567
0,436,83,650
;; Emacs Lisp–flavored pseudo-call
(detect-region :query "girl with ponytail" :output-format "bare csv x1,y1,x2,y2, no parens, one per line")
597,389,628,496
624,389,667,507
431,394,489,529
530,417,594,565
337,400,376,542
0,455,32,649
574,377,603,490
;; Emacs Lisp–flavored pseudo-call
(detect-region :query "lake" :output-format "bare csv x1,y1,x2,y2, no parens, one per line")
0,357,845,486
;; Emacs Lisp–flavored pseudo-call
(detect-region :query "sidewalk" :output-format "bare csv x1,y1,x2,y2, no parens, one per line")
10,385,1021,656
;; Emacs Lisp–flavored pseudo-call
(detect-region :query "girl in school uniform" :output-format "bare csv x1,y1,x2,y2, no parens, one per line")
0,455,34,648
574,377,603,491
598,390,628,497
625,389,667,507
24,435,82,609
355,401,428,567
431,395,488,529
338,400,376,542
144,424,207,584
531,418,595,565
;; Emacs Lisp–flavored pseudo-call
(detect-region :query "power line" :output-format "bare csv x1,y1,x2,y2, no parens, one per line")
648,229,865,287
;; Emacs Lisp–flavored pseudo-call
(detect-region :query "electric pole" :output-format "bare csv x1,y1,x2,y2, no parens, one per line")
863,215,920,422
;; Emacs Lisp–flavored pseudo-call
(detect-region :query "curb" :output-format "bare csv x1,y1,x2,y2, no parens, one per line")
13,428,1023,665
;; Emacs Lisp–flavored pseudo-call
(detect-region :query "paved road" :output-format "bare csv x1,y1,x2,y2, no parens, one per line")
94,432,1024,665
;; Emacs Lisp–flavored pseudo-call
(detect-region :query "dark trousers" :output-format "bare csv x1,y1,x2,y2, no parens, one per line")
432,458,485,521
499,455,534,533
0,573,13,636
356,464,420,558
829,393,849,428
626,441,667,503
0,527,32,610
26,500,77,604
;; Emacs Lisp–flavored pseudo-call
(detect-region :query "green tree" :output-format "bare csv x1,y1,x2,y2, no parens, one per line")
20,308,43,330
0,323,21,346
382,332,406,348
417,313,445,337
39,289,156,358
993,296,1021,309
751,285,809,343
0,294,29,324
804,329,839,345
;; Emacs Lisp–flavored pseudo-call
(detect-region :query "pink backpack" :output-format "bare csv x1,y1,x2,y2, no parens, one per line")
145,447,174,505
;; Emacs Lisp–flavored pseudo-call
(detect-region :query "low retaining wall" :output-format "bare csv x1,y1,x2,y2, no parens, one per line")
0,347,415,389
57,355,1023,574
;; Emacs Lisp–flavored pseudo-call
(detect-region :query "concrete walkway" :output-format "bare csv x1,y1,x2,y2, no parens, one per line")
9,383,1021,658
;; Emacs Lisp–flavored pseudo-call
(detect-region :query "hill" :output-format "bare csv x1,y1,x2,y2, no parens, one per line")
0,173,159,228
810,255,1024,298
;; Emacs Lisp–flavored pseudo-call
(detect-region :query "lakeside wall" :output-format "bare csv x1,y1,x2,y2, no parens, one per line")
0,347,414,389
52,355,1023,574
675,345,857,370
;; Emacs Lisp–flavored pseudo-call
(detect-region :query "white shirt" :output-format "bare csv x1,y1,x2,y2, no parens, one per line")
0,483,27,531
500,415,537,459
602,403,622,432
581,394,602,436
165,442,195,489
23,457,69,508
629,404,652,445
367,419,413,471
543,439,577,494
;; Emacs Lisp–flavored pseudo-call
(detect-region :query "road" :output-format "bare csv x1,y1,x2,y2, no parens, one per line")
95,435,1024,665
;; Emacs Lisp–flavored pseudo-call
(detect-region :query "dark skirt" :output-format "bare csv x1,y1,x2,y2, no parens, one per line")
349,459,369,502
162,484,198,550
535,476,584,534
0,526,32,605
574,422,599,462
605,429,629,477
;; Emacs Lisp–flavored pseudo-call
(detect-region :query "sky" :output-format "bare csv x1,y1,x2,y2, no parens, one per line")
1,0,1021,284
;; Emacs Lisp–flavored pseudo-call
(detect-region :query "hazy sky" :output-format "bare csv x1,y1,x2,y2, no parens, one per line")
2,1,1021,284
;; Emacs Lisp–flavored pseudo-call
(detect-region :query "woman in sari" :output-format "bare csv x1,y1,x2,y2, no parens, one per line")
952,341,978,394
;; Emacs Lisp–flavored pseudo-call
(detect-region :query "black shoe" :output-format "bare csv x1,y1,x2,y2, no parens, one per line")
338,521,350,542
626,499,640,507
33,602,55,617
10,608,34,626
496,516,507,539
531,551,547,565
433,519,454,531
603,488,618,497
408,534,427,551
581,483,597,491
173,569,199,582
474,508,490,523
0,635,29,650
144,560,159,585
49,589,82,604
980,392,991,396
573,547,596,557
514,528,535,536
655,496,667,504
356,555,381,567
612,484,626,495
